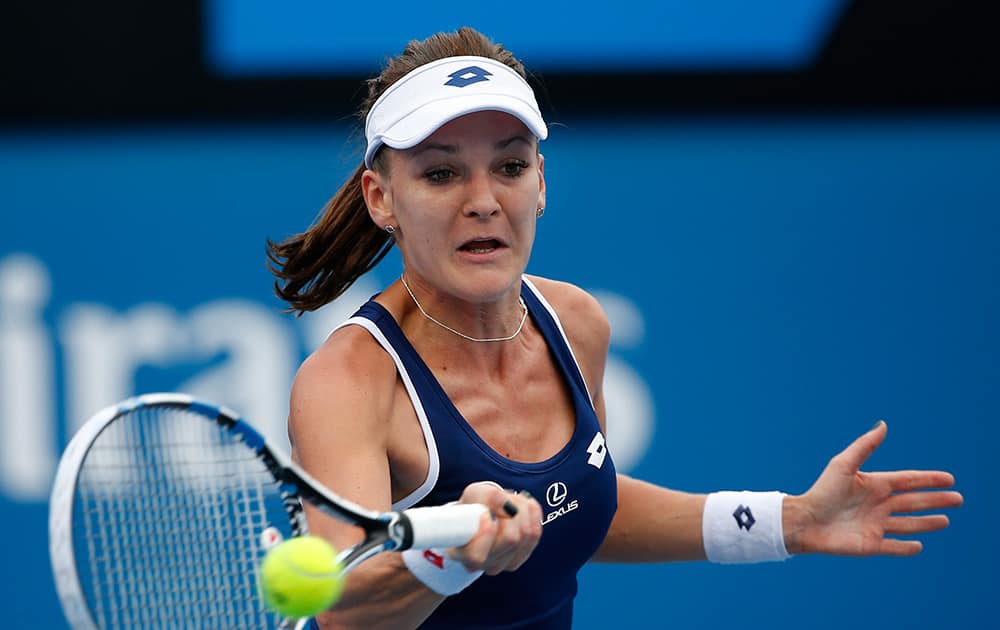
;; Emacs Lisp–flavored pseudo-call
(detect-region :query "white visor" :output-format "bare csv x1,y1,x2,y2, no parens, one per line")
364,55,548,168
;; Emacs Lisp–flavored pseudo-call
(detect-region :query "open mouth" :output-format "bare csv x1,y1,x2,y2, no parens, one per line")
459,238,504,254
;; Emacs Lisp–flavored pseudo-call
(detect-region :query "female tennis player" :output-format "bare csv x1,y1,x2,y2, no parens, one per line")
266,27,963,630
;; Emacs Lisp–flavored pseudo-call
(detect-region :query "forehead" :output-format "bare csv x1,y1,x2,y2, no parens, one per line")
423,110,534,145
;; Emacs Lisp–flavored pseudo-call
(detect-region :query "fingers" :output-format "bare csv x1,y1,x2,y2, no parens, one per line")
453,482,543,575
870,469,956,492
877,538,923,557
884,514,950,535
887,490,964,514
481,491,543,575
874,510,954,556
836,420,888,471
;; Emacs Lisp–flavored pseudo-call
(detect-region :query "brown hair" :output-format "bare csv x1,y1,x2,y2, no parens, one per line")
266,27,531,314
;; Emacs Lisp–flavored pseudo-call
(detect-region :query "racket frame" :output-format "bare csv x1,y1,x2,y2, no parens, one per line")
49,392,466,630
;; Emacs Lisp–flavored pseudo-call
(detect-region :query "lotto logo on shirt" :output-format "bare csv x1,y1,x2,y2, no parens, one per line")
587,432,607,469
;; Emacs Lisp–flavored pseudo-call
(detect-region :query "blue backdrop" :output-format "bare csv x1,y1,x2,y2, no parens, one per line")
206,0,847,74
1,116,996,628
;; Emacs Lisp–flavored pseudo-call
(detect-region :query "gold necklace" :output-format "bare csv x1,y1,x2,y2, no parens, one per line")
400,275,528,343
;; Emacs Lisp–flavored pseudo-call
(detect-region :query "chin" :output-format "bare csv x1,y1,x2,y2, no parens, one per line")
451,270,522,302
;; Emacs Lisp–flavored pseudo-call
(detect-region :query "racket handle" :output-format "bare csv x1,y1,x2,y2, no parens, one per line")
401,503,489,549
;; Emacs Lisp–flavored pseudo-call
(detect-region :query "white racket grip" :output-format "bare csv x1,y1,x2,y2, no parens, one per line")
403,503,488,549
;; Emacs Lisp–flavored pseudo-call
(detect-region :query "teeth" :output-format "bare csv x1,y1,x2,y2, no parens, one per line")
467,247,495,254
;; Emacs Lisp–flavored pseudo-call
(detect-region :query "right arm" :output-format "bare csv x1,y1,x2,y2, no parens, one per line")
288,327,540,629
290,327,439,629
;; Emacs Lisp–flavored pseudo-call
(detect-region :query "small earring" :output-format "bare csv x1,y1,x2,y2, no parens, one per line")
536,207,545,218
384,224,396,235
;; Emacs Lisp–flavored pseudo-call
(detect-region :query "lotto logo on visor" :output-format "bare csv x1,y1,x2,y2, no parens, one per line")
364,55,548,168
445,65,493,87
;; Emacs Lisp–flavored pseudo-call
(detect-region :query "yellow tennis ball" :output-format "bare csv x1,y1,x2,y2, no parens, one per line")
259,536,345,618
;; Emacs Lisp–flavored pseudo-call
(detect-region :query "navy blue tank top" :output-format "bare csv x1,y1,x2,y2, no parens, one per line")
326,277,618,629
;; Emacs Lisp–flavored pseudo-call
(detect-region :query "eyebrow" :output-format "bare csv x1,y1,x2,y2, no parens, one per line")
495,134,533,150
408,142,455,159
408,134,534,159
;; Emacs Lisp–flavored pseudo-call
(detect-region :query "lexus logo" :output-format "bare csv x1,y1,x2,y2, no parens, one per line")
545,482,568,507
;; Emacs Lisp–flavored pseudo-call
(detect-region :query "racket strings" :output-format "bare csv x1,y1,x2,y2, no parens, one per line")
73,406,289,629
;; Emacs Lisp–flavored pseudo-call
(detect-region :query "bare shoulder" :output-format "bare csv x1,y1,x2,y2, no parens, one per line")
289,322,401,519
524,275,610,378
288,323,398,444
525,275,610,340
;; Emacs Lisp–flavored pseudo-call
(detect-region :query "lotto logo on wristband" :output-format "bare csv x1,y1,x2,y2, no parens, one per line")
703,492,790,564
423,549,445,569
733,505,756,531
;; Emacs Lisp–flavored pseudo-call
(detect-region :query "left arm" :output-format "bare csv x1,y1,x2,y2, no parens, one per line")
595,422,963,563
536,277,962,564
593,475,708,562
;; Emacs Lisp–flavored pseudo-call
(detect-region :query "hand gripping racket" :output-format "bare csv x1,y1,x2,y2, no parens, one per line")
49,392,487,630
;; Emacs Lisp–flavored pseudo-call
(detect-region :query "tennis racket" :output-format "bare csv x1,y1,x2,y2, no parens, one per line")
49,392,487,630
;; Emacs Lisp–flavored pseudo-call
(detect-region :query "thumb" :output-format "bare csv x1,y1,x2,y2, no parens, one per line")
838,420,888,471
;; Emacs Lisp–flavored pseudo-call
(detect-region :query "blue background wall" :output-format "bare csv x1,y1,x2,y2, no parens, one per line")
2,115,996,628
205,0,847,73
3,1,999,627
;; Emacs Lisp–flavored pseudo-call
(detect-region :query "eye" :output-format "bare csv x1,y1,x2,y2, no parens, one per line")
499,159,529,178
423,167,456,184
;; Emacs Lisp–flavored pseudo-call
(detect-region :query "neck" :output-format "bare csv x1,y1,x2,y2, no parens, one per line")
400,275,527,343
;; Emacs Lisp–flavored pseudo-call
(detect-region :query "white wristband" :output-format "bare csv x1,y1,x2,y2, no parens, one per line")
702,491,791,564
402,547,483,595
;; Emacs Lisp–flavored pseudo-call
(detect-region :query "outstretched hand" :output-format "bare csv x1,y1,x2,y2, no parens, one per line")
784,421,963,556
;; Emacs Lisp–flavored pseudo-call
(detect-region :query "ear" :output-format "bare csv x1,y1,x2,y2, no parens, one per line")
536,153,547,212
361,168,395,229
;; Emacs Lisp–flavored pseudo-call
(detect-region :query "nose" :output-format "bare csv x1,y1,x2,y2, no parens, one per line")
461,171,501,219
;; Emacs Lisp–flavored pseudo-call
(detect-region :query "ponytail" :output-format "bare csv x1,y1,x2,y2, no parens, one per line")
266,163,392,314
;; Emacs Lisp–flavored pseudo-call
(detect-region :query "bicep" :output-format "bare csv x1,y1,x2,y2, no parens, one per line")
285,331,454,628
288,347,395,550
